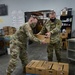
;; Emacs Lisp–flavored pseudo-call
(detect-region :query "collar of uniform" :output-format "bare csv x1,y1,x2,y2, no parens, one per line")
25,22,29,25
49,19,57,24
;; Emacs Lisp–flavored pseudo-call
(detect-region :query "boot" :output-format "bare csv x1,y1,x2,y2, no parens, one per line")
7,72,11,75
23,66,26,73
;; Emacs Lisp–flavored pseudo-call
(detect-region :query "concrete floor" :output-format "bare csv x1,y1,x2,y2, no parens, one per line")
0,42,75,75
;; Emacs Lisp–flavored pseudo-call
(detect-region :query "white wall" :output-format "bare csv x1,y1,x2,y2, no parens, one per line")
0,0,75,31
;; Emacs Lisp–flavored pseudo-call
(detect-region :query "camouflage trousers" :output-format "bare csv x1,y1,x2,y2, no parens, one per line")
47,41,61,62
6,41,28,73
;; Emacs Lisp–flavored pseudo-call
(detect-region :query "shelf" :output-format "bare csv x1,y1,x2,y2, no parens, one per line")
68,49,75,52
60,15,73,39
60,15,73,18
68,38,75,42
62,22,72,23
68,51,75,60
62,26,71,27
67,39,75,61
68,58,75,61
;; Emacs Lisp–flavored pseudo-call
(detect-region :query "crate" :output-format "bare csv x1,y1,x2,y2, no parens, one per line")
26,60,69,75
26,60,39,74
35,34,50,43
57,63,69,75
35,61,46,75
45,62,58,75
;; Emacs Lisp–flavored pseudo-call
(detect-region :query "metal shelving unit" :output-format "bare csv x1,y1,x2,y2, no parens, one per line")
67,38,75,61
60,15,73,39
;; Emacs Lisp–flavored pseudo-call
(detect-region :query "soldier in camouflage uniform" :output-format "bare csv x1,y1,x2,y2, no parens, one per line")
6,16,45,75
38,10,62,62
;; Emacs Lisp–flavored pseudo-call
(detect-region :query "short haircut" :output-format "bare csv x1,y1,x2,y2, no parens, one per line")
31,15,39,20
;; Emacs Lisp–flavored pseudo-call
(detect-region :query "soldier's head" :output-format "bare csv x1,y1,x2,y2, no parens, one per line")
28,16,38,28
49,10,56,22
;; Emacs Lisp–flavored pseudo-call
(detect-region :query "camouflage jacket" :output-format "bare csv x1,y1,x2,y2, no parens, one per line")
38,19,62,43
10,22,41,46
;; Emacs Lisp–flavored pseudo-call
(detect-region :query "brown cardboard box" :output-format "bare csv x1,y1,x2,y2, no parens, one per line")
60,33,68,39
9,29,13,32
3,26,16,35
26,60,69,75
35,61,58,75
9,27,16,30
66,27,71,34
3,29,8,32
57,63,69,75
9,27,13,32
26,60,39,74
9,33,13,35
45,62,58,75
35,34,50,43
4,32,9,35
35,61,47,75
9,27,16,35
3,26,10,30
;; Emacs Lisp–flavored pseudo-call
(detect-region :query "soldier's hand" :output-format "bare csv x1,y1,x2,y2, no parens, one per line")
41,39,47,44
45,32,51,38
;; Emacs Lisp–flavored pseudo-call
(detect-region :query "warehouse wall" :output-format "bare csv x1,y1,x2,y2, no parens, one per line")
0,0,75,31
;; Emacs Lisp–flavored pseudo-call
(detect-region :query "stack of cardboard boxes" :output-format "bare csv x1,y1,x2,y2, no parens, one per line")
3,26,16,48
60,32,68,50
3,26,10,35
9,27,16,35
26,60,69,75
3,26,16,35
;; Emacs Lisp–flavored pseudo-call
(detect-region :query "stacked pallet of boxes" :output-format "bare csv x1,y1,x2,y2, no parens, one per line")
26,60,69,75
3,26,10,35
3,26,16,49
9,27,16,35
3,26,16,35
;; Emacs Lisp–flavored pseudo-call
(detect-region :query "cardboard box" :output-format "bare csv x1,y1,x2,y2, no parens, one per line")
36,61,58,75
9,27,16,35
3,26,10,30
26,60,69,75
35,61,47,75
57,63,69,75
35,34,50,43
26,60,39,74
9,32,14,35
4,32,9,35
26,74,37,75
60,33,68,39
45,62,58,75
66,27,71,34
3,26,16,35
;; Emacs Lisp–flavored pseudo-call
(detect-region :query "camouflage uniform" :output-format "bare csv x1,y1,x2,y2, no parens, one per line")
6,22,41,73
38,19,62,62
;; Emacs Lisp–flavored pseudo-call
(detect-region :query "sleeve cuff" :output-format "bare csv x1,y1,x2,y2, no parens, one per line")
50,31,54,34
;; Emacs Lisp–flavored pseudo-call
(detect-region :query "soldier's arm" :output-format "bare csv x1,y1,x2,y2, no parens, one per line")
50,20,62,34
37,25,47,35
24,24,42,43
